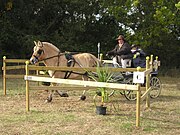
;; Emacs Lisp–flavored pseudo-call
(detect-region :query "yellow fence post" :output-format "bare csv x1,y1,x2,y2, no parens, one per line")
146,56,150,108
154,56,159,71
36,63,40,86
99,53,103,67
150,55,153,70
155,56,158,61
3,56,6,95
136,66,141,127
25,61,30,112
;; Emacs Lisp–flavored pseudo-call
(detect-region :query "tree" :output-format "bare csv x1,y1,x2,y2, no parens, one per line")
0,0,179,69
99,0,180,68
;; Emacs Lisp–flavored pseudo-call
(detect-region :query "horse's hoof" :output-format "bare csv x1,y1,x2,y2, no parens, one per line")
80,95,86,100
56,91,69,97
45,97,52,103
60,92,69,97
45,99,49,103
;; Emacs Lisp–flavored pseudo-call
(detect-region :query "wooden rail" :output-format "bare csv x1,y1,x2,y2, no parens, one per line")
24,61,142,127
2,56,41,95
2,55,160,127
24,55,158,128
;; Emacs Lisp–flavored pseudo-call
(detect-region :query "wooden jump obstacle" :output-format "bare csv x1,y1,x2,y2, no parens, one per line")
2,55,160,127
24,55,158,127
2,56,145,95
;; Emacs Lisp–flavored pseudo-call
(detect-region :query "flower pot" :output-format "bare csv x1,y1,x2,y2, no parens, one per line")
96,106,107,115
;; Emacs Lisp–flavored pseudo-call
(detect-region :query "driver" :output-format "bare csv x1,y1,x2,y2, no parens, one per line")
106,35,133,68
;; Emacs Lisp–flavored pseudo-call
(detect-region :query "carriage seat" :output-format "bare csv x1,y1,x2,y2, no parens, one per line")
125,59,132,68
112,57,132,68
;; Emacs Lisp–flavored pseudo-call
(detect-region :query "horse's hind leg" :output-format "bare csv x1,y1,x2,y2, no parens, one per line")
80,75,88,101
45,89,69,103
56,90,69,97
53,83,69,97
80,90,86,100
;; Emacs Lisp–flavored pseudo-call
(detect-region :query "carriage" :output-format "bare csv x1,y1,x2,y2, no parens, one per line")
101,50,162,101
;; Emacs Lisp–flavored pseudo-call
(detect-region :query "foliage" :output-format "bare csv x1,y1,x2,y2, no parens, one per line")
89,66,113,106
100,0,180,68
0,0,179,69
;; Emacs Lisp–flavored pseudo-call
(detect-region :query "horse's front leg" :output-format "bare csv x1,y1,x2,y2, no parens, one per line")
45,83,57,103
45,90,54,103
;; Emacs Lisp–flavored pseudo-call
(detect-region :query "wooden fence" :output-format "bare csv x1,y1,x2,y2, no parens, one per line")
2,56,44,95
2,56,146,95
2,55,160,127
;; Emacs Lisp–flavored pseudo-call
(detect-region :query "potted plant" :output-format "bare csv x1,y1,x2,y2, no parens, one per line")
89,66,114,115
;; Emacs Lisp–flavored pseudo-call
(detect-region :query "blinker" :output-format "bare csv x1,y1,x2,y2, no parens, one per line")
37,49,43,55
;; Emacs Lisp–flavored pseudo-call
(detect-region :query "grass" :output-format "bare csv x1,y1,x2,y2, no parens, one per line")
0,76,180,135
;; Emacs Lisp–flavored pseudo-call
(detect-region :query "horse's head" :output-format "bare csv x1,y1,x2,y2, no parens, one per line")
30,41,45,64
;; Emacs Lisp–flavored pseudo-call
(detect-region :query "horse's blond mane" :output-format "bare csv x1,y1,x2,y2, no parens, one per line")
42,42,60,52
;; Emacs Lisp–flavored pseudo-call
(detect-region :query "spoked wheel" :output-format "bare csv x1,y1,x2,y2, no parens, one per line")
108,89,115,97
124,78,137,101
150,76,162,98
95,89,115,97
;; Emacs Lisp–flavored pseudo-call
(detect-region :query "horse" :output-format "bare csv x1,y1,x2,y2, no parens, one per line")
30,41,100,102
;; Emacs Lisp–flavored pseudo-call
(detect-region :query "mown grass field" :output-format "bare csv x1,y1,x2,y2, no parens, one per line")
0,76,180,135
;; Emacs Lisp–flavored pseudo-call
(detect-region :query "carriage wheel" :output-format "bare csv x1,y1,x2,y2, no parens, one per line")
124,78,137,101
150,76,162,98
108,89,115,97
95,89,115,97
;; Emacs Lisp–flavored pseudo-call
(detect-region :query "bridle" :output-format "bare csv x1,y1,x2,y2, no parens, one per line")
32,46,63,64
32,49,44,62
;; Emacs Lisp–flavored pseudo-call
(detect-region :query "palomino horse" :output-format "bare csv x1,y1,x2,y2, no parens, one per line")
30,41,100,102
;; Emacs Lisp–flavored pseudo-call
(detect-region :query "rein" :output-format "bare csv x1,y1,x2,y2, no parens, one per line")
41,52,80,61
40,51,87,79
42,52,64,61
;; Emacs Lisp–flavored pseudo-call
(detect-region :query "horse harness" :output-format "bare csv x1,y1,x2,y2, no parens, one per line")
63,52,76,79
44,52,88,79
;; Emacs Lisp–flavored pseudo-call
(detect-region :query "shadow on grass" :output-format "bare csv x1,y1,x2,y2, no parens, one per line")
151,95,180,102
142,116,180,129
142,117,180,125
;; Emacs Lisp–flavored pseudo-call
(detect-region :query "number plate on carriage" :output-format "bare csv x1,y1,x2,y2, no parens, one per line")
133,72,145,84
